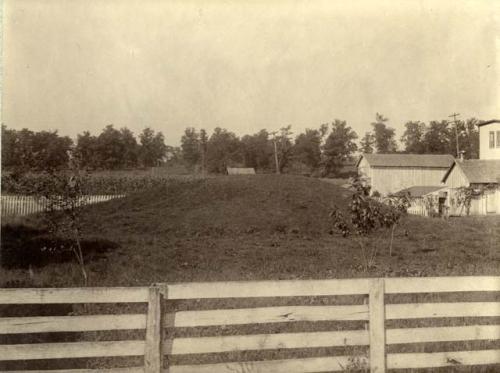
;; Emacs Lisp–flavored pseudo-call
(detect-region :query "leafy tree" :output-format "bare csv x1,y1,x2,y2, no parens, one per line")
423,120,451,154
359,132,375,154
181,127,200,169
461,118,480,159
139,127,166,167
120,127,139,168
401,121,426,153
206,127,242,173
75,131,99,169
293,127,326,171
1,125,19,169
241,129,273,170
322,120,358,176
272,125,294,173
199,129,208,174
371,113,397,153
95,125,127,169
1,126,72,171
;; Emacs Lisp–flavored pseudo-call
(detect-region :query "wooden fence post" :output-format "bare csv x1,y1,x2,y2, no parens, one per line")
369,278,386,373
145,285,163,372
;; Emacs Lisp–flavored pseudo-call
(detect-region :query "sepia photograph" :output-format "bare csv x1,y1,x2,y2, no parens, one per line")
0,0,499,371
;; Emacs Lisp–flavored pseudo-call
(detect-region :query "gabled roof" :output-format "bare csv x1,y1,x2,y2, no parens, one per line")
477,119,500,127
442,159,500,184
394,185,446,198
357,153,454,168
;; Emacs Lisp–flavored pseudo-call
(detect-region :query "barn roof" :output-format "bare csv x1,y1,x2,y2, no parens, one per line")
357,153,454,168
442,160,500,184
394,186,445,198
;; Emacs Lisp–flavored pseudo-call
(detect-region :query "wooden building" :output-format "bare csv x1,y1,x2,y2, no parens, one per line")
357,154,454,196
442,159,500,215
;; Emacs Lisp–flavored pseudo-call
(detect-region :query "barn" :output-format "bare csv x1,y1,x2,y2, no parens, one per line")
442,159,500,215
356,154,454,196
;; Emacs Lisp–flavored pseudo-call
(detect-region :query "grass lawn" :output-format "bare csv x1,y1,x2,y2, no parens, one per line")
2,174,499,287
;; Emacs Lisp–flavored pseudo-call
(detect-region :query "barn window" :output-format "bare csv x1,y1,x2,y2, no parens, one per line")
497,131,500,147
490,131,495,148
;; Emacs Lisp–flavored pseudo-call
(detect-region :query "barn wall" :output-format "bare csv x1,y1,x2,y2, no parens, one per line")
369,167,448,196
444,165,469,189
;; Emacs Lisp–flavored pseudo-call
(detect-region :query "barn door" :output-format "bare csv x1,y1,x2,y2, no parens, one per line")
486,190,497,214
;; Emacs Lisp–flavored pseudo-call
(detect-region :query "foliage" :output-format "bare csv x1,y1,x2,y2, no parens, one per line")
206,127,243,173
321,120,358,176
180,127,201,170
359,132,375,154
401,121,426,153
241,129,273,171
370,113,397,153
271,126,294,173
139,127,167,167
2,125,73,171
2,172,181,195
293,127,325,172
330,176,409,270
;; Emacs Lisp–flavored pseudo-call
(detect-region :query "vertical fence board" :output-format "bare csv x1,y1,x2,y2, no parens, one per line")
145,286,163,373
369,278,386,373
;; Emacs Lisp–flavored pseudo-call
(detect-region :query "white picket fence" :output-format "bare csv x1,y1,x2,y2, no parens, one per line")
1,194,126,217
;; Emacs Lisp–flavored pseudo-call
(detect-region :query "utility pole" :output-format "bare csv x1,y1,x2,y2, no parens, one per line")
270,131,280,174
448,113,460,158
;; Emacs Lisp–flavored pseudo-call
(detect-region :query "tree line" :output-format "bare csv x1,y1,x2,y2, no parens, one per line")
2,114,481,175
2,124,167,171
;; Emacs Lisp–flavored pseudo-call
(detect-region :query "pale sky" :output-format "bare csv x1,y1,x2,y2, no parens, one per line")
2,0,499,146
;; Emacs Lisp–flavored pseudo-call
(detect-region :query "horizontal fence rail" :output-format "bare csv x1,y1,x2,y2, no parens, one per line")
0,276,499,372
1,194,126,217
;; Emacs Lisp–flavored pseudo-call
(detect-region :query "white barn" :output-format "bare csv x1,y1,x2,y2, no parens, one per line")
357,154,454,196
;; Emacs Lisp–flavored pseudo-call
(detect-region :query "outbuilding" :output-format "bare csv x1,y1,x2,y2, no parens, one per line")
441,159,500,215
357,153,454,196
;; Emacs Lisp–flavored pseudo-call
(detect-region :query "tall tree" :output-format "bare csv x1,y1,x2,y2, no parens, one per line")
75,131,99,169
322,120,358,176
271,125,294,173
206,127,242,173
95,125,126,169
120,127,139,168
371,113,397,153
31,130,73,170
461,118,480,159
241,129,273,170
359,132,375,154
423,120,451,154
199,129,208,174
401,121,426,153
293,127,325,171
139,127,167,167
180,127,200,169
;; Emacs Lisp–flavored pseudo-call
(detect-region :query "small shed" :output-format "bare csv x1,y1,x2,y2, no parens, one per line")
226,167,256,175
442,159,500,215
357,154,454,196
394,185,448,217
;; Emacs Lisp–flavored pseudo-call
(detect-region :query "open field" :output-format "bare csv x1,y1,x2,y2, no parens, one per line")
1,174,499,287
1,174,500,372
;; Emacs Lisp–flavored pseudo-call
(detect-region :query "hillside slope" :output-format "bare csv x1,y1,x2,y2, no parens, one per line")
83,175,351,238
2,174,499,287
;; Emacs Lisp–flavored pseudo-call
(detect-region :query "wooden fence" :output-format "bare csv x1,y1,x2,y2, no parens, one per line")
1,276,499,372
1,195,126,217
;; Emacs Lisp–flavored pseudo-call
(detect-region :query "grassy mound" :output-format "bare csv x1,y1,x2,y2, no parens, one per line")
1,174,499,287
81,175,351,238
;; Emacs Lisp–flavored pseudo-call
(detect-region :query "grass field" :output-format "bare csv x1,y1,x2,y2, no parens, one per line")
2,174,499,287
1,174,500,372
